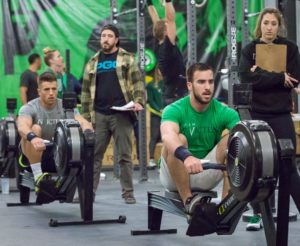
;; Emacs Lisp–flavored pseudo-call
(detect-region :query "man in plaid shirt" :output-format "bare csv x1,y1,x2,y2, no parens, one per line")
81,24,145,204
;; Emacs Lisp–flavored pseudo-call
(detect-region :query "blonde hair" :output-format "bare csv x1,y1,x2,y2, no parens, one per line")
254,8,286,39
43,47,57,66
153,65,163,88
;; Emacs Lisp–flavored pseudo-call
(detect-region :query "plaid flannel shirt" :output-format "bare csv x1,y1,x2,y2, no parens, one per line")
81,48,145,123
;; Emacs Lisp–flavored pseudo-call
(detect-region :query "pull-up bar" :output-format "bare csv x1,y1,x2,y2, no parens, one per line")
195,0,208,8
110,0,137,24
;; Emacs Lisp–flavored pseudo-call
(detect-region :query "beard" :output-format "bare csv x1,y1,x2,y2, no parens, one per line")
101,42,115,53
193,90,212,105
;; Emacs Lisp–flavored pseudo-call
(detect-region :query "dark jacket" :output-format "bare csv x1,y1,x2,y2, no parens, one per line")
239,36,300,114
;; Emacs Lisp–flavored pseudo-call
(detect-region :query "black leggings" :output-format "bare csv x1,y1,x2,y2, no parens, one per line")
149,114,161,158
250,112,296,214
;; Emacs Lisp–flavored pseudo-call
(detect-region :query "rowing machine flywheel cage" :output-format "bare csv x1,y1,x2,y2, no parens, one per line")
53,120,84,176
0,118,19,158
227,120,278,202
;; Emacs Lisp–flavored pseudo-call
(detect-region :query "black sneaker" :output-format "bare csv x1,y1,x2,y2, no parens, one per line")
122,191,136,204
35,173,57,204
34,173,52,193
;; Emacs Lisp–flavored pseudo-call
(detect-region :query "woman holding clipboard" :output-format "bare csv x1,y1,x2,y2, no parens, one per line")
239,7,300,231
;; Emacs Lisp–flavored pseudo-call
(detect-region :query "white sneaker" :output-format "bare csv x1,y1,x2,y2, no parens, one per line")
100,172,106,180
148,159,156,168
148,159,157,168
246,214,263,231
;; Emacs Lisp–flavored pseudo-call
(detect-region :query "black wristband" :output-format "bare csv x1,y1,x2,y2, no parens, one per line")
26,132,37,142
174,146,192,162
165,0,172,2
147,0,153,6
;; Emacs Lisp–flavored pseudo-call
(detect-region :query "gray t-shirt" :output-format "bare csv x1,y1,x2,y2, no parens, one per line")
18,98,78,140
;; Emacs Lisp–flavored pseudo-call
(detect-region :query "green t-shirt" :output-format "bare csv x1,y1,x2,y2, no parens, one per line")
161,96,240,159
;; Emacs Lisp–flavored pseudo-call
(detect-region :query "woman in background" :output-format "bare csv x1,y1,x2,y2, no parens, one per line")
239,7,300,231
146,66,164,168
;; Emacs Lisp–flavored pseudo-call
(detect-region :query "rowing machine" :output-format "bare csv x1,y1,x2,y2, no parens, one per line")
0,98,19,178
131,120,280,246
7,92,126,226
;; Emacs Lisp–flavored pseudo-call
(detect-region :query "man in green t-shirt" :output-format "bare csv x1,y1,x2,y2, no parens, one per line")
160,63,240,217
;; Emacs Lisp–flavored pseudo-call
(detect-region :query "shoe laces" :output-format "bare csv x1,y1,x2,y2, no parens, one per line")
36,172,49,185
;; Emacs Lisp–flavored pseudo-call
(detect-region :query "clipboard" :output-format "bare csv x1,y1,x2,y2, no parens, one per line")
255,44,287,72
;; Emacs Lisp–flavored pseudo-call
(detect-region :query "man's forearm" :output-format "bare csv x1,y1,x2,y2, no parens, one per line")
165,0,175,22
80,99,91,121
75,115,93,131
17,119,33,140
147,0,160,24
80,76,92,121
131,59,145,106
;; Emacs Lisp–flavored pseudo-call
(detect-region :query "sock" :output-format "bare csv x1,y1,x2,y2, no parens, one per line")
31,163,42,181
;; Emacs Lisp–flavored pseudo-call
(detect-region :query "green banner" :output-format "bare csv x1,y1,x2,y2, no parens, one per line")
0,0,263,117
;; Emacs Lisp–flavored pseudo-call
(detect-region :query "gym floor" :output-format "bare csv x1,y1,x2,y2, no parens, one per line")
0,169,299,246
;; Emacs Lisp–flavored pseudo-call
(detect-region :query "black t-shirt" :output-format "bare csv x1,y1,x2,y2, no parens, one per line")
94,50,126,115
157,36,187,98
20,69,38,102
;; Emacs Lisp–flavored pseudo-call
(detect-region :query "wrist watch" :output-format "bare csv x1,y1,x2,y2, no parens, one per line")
26,132,37,142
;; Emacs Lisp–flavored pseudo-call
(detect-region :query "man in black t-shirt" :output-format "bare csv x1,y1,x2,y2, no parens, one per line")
81,25,145,204
94,49,126,114
20,53,41,104
147,0,187,106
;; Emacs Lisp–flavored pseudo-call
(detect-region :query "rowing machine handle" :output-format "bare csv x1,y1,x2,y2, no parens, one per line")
202,162,226,171
43,140,54,148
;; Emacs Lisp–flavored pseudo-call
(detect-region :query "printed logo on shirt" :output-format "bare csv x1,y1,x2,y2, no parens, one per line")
183,122,216,137
37,119,61,126
97,60,116,74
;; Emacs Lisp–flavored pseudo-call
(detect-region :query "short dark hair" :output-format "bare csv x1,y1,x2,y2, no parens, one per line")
186,63,213,82
28,53,40,65
100,24,120,46
101,24,119,37
38,71,56,87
